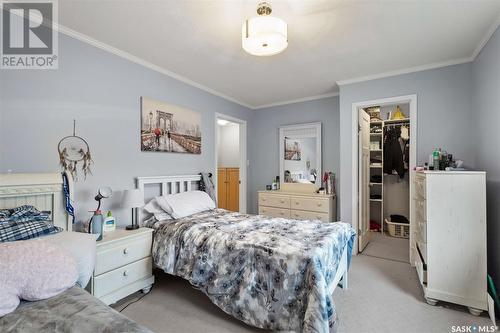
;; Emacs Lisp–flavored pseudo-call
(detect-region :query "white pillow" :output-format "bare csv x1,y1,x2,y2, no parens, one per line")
35,231,97,288
158,191,215,219
144,198,172,221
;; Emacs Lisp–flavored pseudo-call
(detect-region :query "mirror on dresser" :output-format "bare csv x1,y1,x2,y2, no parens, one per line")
279,122,322,187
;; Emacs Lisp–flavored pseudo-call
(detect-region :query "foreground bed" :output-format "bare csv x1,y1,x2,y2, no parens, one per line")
149,208,355,332
0,286,152,333
0,173,151,333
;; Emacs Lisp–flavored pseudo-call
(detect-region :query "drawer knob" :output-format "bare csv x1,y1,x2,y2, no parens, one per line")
123,248,129,254
123,270,129,277
317,203,322,207
295,202,299,205
262,198,266,201
317,216,322,220
280,199,285,203
280,211,284,215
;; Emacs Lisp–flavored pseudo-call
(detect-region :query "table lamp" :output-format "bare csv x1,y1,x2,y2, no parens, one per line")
122,189,144,230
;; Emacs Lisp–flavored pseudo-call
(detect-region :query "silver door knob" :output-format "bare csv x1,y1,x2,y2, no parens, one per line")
123,248,129,254
123,270,129,277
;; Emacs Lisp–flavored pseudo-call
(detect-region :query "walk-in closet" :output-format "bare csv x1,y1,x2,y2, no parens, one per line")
358,103,412,262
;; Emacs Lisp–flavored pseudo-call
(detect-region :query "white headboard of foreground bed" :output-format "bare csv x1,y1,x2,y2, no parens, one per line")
0,172,73,231
136,174,201,223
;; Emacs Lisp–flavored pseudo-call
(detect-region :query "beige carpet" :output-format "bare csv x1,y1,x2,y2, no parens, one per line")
362,231,410,263
112,256,493,333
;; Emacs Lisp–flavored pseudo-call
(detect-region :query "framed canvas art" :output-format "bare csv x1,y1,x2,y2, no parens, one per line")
141,97,201,154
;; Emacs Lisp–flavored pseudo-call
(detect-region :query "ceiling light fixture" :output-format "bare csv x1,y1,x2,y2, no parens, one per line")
242,2,288,56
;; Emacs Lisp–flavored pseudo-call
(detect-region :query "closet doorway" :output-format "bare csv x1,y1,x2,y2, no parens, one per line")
215,114,247,213
354,96,417,263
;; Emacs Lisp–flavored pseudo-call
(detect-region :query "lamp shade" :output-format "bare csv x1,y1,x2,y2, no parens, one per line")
121,189,144,208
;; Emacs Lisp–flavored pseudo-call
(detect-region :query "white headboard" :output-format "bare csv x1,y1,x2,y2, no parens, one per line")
0,172,73,231
136,174,201,223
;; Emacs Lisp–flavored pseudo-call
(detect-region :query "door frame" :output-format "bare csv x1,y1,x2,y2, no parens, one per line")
351,95,417,261
214,113,247,214
358,109,372,252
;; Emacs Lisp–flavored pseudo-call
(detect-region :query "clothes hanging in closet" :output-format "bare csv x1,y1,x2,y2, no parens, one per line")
383,126,408,178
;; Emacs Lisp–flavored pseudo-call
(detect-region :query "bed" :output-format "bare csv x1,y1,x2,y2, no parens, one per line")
0,173,152,333
137,175,356,333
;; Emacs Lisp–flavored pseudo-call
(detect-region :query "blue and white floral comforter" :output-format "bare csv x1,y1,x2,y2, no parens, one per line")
151,209,356,332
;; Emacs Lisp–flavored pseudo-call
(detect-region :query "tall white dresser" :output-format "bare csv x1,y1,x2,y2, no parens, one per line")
412,171,492,317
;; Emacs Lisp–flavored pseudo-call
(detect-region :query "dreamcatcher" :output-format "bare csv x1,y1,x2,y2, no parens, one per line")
58,120,93,181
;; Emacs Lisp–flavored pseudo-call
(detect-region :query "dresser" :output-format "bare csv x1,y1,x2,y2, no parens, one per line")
413,171,491,316
88,228,155,305
258,191,336,222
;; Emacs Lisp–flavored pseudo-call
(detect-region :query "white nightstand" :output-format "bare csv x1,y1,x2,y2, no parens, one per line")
88,227,155,305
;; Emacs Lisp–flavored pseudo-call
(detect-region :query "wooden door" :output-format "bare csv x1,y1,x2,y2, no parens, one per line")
226,168,240,212
358,109,372,252
217,168,227,209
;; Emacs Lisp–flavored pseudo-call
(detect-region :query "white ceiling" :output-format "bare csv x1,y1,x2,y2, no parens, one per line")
59,0,500,109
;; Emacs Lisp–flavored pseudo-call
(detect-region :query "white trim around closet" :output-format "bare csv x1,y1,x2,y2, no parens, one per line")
214,113,247,214
350,95,417,260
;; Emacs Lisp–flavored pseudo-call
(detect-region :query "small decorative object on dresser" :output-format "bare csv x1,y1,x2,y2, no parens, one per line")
87,228,154,305
122,189,145,230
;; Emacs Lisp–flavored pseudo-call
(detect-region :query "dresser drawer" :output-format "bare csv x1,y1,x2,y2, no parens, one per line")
290,196,329,213
95,233,152,275
93,257,152,298
258,194,290,209
416,220,427,243
414,198,427,221
291,209,330,222
414,174,426,200
259,206,290,218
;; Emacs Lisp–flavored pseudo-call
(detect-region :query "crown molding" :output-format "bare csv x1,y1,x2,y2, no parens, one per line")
253,92,339,110
55,24,254,109
336,57,473,86
471,12,500,59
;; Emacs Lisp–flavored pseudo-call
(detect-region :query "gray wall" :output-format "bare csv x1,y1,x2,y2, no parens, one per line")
473,27,500,288
248,96,340,214
0,34,253,227
338,63,475,228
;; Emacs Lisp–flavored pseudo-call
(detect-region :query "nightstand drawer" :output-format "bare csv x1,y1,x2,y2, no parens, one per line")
95,232,152,275
93,257,152,298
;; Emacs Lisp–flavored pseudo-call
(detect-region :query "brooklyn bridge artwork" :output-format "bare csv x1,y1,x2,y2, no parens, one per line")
141,97,201,154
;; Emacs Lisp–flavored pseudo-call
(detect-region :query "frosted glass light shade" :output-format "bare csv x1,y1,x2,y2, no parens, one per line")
242,16,288,56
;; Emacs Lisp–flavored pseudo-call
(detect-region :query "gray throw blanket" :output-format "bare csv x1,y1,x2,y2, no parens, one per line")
200,172,216,204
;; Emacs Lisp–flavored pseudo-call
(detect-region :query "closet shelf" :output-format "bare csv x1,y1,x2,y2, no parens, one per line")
370,133,382,136
370,182,382,185
384,118,410,124
370,199,383,202
370,149,382,152
370,165,382,168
